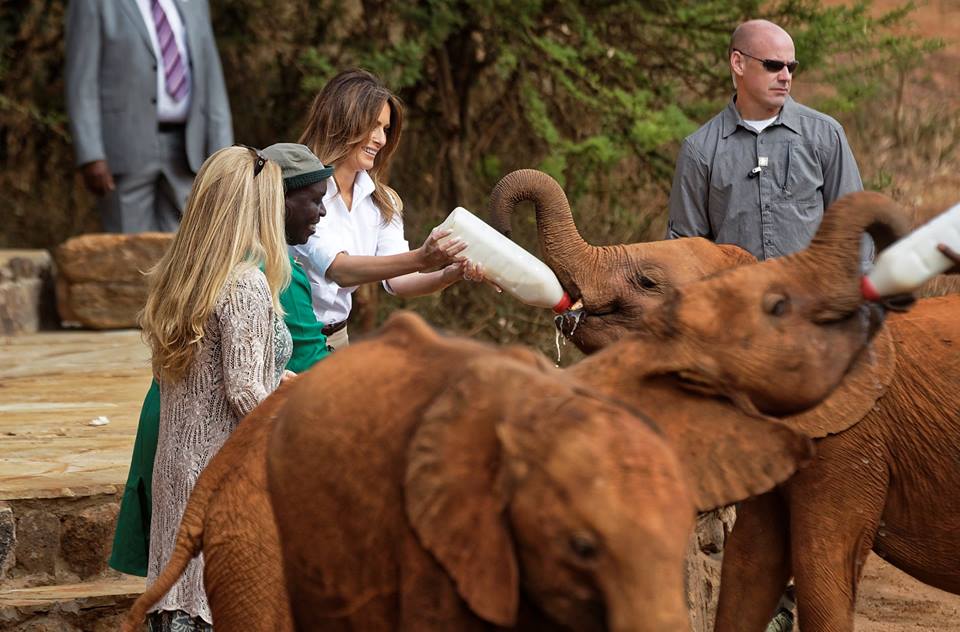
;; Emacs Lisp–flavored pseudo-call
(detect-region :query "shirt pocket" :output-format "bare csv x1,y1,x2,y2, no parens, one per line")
708,146,755,236
775,141,823,205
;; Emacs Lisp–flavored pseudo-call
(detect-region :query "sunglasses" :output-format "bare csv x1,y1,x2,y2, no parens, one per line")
236,144,268,177
734,49,799,74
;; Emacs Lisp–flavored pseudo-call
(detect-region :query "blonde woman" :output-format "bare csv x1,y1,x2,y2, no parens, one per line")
294,69,481,349
139,146,292,631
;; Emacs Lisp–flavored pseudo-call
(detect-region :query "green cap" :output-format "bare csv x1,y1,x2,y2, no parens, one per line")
261,143,334,192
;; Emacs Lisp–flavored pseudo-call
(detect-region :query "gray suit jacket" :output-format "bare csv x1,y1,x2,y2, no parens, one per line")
65,0,233,175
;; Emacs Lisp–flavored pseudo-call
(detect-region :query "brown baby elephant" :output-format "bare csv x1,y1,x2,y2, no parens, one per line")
267,312,814,632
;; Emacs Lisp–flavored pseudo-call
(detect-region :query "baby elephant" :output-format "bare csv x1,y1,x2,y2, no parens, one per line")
267,313,807,632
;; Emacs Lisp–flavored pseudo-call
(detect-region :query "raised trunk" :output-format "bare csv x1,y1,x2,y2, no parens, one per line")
786,191,912,317
487,169,595,295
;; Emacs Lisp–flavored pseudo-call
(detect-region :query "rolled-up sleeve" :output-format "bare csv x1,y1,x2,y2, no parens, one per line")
295,232,344,282
666,139,712,240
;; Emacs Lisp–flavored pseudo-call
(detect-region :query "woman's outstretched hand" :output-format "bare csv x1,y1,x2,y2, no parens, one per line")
418,228,466,271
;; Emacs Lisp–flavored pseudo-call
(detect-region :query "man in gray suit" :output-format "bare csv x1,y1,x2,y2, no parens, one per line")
65,0,233,233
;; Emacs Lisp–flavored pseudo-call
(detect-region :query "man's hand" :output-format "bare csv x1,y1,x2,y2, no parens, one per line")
417,227,466,272
938,244,960,274
80,160,115,196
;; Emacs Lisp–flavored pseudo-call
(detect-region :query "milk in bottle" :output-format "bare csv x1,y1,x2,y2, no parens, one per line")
435,207,573,313
861,201,960,300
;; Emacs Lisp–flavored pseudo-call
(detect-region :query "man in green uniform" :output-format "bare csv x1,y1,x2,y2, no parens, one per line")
110,144,334,575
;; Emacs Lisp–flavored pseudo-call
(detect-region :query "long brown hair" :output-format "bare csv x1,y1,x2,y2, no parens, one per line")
299,69,404,222
140,146,290,383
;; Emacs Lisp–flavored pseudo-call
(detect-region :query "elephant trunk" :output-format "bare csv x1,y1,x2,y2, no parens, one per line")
488,169,595,296
788,191,912,318
603,574,689,632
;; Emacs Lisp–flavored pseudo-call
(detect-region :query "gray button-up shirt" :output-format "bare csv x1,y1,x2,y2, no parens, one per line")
667,96,868,263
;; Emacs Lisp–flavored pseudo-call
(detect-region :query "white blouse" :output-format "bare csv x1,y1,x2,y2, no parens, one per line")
290,170,409,326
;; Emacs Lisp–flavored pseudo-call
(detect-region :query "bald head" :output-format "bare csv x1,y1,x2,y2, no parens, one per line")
729,20,794,57
728,20,797,118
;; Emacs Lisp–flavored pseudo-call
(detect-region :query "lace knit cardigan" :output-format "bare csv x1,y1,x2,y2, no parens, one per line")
147,266,291,622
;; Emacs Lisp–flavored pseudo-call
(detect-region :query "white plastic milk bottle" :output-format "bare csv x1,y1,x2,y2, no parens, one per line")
862,201,960,300
435,207,573,313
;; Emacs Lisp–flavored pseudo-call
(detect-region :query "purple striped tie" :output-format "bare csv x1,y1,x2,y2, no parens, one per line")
151,0,188,102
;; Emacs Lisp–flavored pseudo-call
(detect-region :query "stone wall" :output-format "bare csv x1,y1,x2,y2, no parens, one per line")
54,233,173,329
0,250,56,335
0,495,121,588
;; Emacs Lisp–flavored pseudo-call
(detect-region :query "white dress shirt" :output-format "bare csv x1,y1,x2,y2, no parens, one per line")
290,171,410,326
135,0,192,122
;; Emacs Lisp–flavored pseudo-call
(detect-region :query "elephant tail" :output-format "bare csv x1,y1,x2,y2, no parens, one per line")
121,465,217,631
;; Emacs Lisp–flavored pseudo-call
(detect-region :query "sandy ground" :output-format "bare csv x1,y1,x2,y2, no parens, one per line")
856,555,960,630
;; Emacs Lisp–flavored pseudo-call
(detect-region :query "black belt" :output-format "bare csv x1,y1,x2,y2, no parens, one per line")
158,122,186,133
321,320,347,336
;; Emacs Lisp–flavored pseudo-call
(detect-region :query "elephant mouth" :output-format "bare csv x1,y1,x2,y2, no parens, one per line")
554,309,579,338
554,306,597,339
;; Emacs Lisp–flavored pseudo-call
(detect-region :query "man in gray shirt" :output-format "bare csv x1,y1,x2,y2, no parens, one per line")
667,19,869,266
667,20,868,632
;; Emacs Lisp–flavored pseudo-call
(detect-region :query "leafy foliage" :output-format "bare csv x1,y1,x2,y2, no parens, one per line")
0,0,950,354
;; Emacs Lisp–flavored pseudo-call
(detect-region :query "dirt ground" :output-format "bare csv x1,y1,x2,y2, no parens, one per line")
856,554,960,630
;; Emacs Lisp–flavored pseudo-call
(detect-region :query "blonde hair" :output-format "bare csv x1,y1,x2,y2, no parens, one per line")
140,146,290,382
299,69,404,223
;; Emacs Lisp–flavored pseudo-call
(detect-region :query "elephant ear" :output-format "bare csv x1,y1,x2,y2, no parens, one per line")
641,377,814,512
405,361,519,627
783,326,896,438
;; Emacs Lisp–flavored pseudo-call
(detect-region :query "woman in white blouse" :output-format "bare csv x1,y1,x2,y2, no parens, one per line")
293,69,480,349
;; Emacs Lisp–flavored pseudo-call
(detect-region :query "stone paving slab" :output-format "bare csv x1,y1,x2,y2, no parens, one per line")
0,575,145,608
0,331,151,501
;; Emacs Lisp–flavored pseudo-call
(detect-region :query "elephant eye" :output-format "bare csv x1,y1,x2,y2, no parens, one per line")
634,274,659,290
763,293,790,317
568,531,599,560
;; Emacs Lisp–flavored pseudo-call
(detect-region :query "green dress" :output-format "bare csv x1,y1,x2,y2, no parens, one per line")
109,257,331,576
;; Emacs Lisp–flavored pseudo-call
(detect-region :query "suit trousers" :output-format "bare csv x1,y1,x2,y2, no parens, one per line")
97,128,193,233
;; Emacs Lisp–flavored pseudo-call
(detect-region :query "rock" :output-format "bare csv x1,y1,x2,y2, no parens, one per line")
56,281,152,330
54,233,172,284
13,510,59,577
53,233,172,329
61,503,119,579
0,250,56,335
685,506,737,632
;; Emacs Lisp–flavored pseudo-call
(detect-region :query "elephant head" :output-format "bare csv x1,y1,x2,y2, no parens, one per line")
574,191,912,416
488,169,755,352
405,358,697,632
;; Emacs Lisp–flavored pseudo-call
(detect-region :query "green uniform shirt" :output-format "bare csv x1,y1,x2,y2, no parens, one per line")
281,256,331,372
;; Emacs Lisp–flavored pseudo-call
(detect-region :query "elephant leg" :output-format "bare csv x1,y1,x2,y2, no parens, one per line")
714,491,790,632
786,439,887,632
